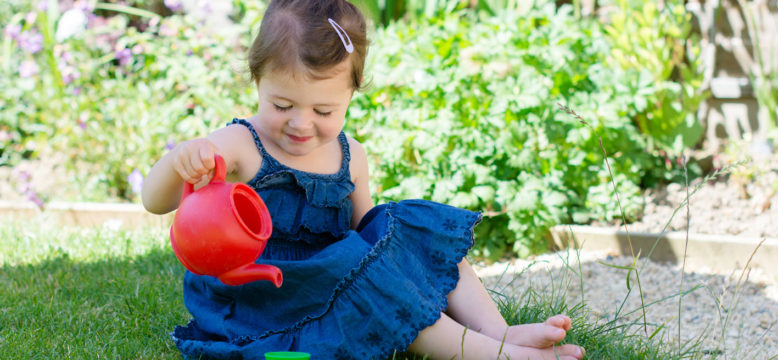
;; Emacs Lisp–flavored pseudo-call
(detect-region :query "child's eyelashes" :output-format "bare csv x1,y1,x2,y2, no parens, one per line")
273,103,332,117
273,103,292,112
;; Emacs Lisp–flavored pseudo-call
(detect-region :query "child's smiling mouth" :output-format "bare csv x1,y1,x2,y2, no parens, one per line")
287,134,313,143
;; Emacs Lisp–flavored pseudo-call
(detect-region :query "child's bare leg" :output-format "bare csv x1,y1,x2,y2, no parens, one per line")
446,259,577,348
409,312,584,360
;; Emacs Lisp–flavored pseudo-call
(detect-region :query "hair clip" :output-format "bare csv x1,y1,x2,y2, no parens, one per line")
328,18,354,54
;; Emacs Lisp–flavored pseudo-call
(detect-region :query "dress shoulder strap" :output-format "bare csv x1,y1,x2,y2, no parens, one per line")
228,118,271,158
337,131,351,165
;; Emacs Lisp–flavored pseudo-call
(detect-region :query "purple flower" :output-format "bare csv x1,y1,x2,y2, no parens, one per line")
60,50,74,63
59,65,80,85
74,0,94,12
197,0,212,14
115,47,132,66
77,113,87,128
15,169,44,209
164,0,183,12
19,60,39,78
128,169,144,194
72,86,82,96
25,12,37,25
3,24,21,40
37,1,49,11
15,169,31,183
159,23,177,37
165,140,176,150
26,191,45,210
18,31,43,54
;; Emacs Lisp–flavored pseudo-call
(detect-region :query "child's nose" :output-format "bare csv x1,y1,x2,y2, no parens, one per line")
288,112,314,130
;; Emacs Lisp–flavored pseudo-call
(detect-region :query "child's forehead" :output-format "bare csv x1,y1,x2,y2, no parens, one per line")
268,58,350,81
263,60,352,88
260,62,354,103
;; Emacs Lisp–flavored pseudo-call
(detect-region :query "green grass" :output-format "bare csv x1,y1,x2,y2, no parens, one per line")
0,216,188,359
0,216,686,359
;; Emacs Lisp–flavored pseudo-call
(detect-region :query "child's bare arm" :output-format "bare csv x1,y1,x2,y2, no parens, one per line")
142,125,250,214
141,137,219,214
348,138,373,228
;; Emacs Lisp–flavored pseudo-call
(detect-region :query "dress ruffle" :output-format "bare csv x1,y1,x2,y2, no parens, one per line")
251,170,354,242
172,200,481,359
228,118,355,244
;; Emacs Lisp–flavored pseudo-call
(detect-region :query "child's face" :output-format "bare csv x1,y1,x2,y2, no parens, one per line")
255,61,354,158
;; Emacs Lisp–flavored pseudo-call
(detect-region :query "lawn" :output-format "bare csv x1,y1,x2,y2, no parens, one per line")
0,215,694,359
0,217,188,359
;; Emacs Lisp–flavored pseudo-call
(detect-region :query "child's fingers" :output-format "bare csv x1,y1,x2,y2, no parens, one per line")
171,138,217,184
173,156,199,184
199,144,216,171
185,153,208,183
174,147,204,184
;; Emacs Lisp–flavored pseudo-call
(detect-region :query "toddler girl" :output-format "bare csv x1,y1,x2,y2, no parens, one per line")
142,1,585,359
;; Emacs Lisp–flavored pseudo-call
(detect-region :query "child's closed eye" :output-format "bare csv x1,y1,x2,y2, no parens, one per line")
273,103,292,112
314,109,332,116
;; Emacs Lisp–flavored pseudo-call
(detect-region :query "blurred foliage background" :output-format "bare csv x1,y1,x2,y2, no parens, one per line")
1,0,708,259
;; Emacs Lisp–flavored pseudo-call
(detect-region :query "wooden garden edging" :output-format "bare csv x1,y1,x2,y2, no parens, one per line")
550,224,778,278
0,200,173,229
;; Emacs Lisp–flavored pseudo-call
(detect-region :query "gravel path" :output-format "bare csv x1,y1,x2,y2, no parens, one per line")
474,249,778,359
472,152,778,358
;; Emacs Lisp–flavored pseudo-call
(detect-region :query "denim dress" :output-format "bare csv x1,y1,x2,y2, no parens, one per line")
172,119,482,359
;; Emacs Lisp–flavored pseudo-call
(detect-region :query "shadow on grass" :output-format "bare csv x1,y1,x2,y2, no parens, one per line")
0,246,189,359
11,242,770,359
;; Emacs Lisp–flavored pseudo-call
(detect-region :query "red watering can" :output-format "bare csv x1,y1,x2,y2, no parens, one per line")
169,154,283,287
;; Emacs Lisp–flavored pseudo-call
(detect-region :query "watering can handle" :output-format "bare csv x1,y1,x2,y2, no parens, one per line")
182,154,227,199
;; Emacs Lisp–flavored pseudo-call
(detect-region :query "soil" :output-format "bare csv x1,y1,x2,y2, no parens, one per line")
620,151,778,238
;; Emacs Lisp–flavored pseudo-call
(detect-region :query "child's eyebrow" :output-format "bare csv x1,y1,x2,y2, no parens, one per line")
271,95,338,107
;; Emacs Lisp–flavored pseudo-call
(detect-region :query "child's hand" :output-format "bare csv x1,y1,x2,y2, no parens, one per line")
171,138,219,184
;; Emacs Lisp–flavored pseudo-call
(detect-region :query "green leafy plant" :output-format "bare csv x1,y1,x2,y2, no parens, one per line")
1,1,264,201
602,0,707,156
348,3,685,259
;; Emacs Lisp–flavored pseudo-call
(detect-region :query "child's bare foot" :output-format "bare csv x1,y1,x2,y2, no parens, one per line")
503,315,573,348
501,343,585,360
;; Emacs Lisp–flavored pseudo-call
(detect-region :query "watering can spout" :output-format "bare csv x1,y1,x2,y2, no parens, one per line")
218,263,283,287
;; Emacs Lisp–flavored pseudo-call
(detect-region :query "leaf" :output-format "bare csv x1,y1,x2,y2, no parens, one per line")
512,186,538,211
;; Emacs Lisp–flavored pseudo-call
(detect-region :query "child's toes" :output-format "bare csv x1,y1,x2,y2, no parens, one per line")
545,314,572,331
554,344,585,360
506,323,566,348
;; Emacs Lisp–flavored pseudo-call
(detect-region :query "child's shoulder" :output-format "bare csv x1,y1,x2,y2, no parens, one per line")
346,135,367,161
208,120,259,153
206,119,263,181
346,135,369,180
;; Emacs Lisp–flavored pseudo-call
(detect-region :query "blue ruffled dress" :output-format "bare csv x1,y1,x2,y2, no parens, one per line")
172,119,482,359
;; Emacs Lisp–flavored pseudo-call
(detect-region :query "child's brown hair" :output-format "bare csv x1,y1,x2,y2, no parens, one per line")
248,0,369,91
